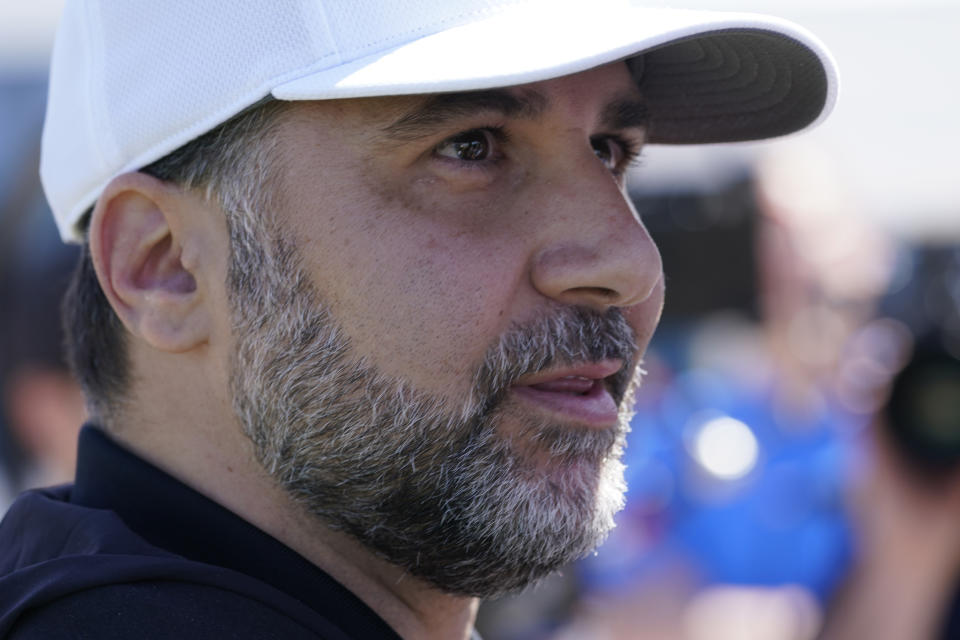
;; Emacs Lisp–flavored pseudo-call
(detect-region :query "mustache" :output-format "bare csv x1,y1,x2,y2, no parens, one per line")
472,306,639,415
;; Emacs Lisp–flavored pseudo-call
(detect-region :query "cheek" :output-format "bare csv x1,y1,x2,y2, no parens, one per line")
291,181,528,397
359,242,523,397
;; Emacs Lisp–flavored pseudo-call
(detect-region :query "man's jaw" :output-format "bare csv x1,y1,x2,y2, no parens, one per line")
509,359,624,429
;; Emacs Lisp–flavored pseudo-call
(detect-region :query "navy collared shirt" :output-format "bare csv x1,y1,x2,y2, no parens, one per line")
0,425,404,639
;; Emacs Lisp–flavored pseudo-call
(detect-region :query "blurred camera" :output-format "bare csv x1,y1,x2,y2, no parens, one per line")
884,331,960,474
879,244,960,476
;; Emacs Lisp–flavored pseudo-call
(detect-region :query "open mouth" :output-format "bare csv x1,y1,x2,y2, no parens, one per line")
510,360,623,428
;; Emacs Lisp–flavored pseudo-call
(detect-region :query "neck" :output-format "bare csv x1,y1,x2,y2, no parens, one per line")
266,504,481,640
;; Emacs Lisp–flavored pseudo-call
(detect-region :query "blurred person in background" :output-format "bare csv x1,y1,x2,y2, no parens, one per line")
821,244,960,640
0,1,838,639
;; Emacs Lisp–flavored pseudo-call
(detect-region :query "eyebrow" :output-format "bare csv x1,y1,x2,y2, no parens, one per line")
381,89,547,141
600,98,650,132
380,88,648,142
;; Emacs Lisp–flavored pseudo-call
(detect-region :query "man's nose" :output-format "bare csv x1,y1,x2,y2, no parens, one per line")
529,160,662,311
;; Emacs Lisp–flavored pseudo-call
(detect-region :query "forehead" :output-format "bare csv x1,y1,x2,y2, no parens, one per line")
280,60,644,138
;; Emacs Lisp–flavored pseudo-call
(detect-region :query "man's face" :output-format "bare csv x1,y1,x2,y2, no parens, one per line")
228,61,664,596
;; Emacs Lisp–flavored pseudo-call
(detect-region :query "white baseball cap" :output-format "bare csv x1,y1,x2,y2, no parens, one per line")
41,0,839,243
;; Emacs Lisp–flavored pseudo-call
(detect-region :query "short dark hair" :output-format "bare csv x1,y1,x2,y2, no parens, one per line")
62,98,288,426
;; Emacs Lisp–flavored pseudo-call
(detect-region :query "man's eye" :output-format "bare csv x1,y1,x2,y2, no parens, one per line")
591,136,625,171
435,129,496,162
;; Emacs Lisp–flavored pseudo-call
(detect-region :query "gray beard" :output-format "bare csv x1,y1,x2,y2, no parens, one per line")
227,226,642,597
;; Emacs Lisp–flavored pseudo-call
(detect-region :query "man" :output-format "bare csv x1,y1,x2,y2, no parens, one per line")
0,1,837,638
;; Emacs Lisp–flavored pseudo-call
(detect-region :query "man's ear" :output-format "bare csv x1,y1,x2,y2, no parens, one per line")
88,172,214,353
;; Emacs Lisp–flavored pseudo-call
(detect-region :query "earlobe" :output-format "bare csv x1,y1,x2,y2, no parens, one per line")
89,172,210,353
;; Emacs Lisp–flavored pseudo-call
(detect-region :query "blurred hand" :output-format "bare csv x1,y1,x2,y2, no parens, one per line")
852,422,960,576
820,422,960,640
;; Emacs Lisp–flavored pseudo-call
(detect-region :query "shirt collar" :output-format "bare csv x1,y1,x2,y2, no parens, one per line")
71,424,402,640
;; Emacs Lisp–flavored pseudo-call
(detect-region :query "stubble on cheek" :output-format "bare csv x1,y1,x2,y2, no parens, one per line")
317,160,517,396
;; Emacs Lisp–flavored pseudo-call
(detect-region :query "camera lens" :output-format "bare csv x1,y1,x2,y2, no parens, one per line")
885,340,960,472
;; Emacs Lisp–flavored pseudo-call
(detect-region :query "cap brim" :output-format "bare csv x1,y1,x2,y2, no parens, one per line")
272,5,837,144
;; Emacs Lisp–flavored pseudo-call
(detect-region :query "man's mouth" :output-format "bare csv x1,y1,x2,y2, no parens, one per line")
509,360,623,428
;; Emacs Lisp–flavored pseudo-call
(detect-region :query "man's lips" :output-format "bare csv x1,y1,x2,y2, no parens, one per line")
510,360,624,428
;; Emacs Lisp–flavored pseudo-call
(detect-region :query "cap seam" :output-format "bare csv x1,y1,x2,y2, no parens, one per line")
308,0,342,67
343,5,500,56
